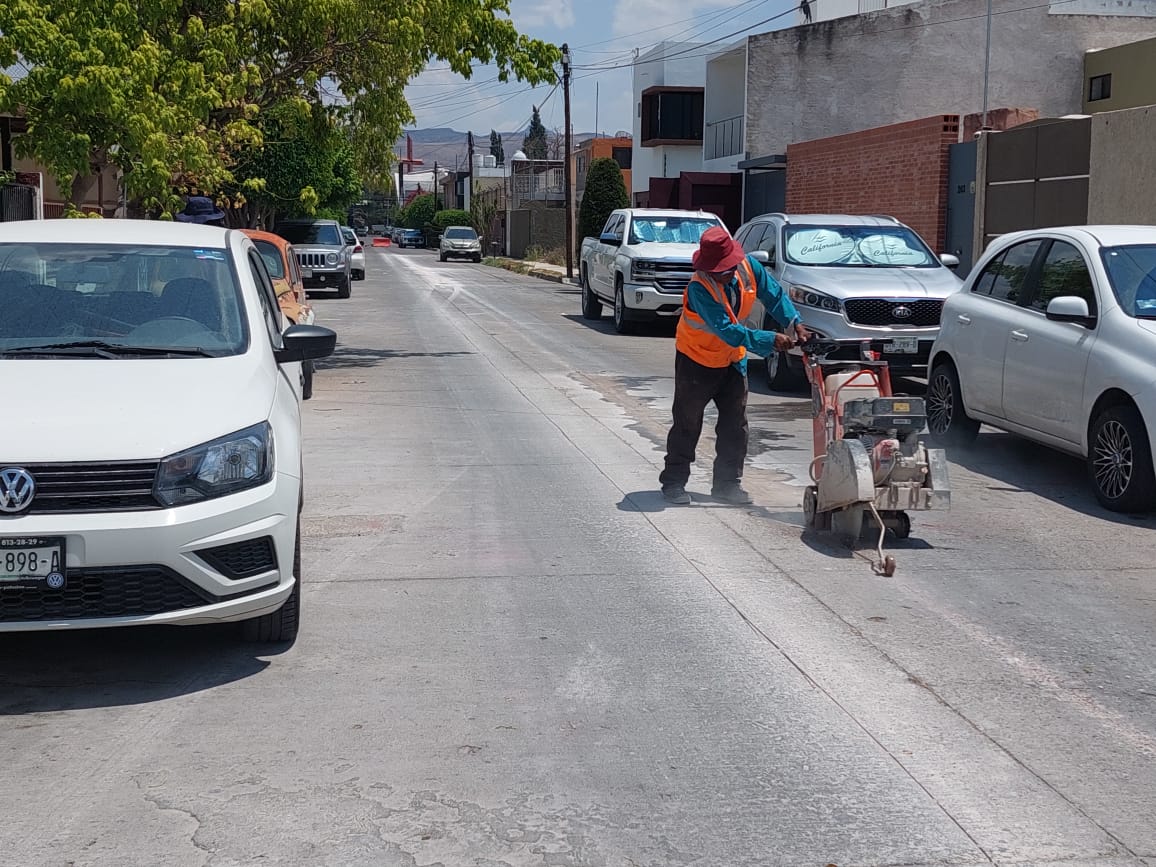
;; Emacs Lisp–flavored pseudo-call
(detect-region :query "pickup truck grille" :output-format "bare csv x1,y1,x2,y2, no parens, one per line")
844,299,944,327
639,262,693,295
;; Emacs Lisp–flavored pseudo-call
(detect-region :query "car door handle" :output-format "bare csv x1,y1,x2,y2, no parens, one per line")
1010,329,1029,342
957,314,971,325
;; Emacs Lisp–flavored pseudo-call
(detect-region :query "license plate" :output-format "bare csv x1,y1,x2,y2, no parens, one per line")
883,337,919,354
300,268,312,278
0,537,66,588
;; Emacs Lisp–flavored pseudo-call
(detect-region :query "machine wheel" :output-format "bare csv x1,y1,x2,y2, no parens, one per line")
890,511,911,540
927,361,979,446
830,504,864,547
613,279,635,334
1088,403,1156,512
581,267,603,320
241,519,301,645
803,486,830,531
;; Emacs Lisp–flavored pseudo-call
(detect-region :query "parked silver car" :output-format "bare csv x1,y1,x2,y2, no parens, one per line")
274,219,352,298
438,226,482,263
734,213,963,388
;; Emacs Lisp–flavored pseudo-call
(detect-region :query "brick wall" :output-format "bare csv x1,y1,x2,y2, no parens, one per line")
785,115,960,252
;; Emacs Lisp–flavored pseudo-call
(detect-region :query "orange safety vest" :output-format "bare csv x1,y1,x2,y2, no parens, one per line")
675,257,758,368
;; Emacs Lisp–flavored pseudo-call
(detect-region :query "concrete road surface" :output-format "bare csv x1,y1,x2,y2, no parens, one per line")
2,244,1156,867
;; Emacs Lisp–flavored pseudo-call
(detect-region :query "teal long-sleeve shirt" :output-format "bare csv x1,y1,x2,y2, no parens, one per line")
684,255,802,375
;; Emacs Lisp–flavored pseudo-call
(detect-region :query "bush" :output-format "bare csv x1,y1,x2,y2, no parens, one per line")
578,157,629,252
432,209,472,231
399,193,436,229
524,245,565,266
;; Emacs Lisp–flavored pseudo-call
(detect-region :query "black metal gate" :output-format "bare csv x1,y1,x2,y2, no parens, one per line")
743,169,786,223
945,141,977,273
0,183,36,222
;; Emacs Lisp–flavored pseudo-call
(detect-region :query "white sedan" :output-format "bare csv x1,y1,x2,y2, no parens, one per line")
927,226,1156,512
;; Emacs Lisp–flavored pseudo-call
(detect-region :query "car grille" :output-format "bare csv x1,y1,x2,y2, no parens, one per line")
844,299,944,327
197,536,278,580
644,263,693,295
0,567,212,622
13,461,160,514
296,252,334,269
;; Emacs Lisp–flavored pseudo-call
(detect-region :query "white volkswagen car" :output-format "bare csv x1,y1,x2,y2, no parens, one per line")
0,220,335,642
927,226,1156,512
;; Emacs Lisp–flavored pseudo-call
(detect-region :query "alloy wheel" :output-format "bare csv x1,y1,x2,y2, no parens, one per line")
927,372,954,435
1093,419,1134,501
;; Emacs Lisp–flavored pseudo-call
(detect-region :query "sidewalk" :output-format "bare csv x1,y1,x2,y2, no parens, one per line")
484,256,578,285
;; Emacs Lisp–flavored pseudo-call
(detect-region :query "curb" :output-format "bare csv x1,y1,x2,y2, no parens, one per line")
484,258,576,286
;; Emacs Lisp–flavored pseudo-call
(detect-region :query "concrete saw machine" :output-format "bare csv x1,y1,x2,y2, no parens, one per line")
800,339,950,576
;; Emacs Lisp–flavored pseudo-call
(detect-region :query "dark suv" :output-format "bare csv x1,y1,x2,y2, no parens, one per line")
274,219,352,298
398,229,425,249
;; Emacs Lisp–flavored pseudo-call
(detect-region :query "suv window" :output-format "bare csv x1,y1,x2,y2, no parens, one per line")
1032,241,1096,315
974,240,1043,304
739,223,766,253
276,222,342,246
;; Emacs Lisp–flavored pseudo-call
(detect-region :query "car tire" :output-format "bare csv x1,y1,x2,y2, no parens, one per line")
473,255,482,263
302,360,314,401
926,361,979,447
336,277,351,299
581,267,603,320
765,346,802,392
1088,403,1156,512
353,270,364,281
439,252,447,262
241,520,301,645
613,278,635,335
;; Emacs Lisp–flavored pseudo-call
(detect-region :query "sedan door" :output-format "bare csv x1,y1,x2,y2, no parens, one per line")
1000,239,1100,445
952,239,1046,419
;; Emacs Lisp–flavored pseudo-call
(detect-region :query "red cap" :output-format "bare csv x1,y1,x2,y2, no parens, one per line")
692,226,746,273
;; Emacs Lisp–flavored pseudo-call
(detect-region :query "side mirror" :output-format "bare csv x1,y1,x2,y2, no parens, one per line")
1045,296,1095,328
600,232,622,246
940,253,960,269
275,323,337,364
750,249,776,267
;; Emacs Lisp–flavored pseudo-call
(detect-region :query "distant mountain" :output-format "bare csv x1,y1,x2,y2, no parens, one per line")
396,127,599,172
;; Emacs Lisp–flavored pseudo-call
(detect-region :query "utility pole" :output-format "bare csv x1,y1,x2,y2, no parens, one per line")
981,0,993,131
466,131,475,211
562,43,574,280
433,160,439,210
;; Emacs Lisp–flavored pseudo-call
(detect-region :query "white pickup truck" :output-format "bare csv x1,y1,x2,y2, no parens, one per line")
579,208,726,333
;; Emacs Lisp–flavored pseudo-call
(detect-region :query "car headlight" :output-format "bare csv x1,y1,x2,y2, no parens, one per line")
326,252,338,265
155,423,274,507
631,260,657,281
788,284,842,312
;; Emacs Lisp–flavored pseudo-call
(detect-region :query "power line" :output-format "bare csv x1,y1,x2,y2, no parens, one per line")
574,0,768,50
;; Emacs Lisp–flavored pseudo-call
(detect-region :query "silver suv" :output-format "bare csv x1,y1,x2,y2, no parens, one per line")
274,219,352,299
734,213,963,388
439,226,482,262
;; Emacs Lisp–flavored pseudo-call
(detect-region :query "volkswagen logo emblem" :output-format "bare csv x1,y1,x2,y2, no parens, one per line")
892,305,913,320
0,467,35,514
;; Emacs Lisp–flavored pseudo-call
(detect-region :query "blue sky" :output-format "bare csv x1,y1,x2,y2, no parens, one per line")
403,0,798,136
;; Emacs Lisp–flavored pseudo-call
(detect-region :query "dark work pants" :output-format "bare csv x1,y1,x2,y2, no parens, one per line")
659,351,749,489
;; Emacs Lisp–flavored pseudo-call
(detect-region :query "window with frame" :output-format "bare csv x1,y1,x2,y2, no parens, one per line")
974,240,1043,303
248,252,285,347
1089,73,1112,102
1031,241,1096,315
612,147,633,169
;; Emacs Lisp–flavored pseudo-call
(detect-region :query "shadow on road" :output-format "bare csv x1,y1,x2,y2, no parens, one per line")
946,430,1156,528
319,346,474,370
0,625,276,713
560,314,678,338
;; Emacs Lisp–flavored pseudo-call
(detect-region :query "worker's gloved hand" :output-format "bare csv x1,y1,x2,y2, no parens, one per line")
793,322,811,344
773,332,796,351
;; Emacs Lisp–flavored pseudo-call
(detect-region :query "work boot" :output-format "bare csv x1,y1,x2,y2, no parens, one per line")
711,482,752,505
662,484,692,505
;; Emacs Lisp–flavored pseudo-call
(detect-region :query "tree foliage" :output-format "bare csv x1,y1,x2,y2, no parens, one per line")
578,157,629,248
433,209,472,230
397,192,436,229
489,129,505,166
0,0,560,213
522,106,547,160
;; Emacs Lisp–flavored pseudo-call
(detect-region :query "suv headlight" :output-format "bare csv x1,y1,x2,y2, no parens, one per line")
326,252,338,265
155,423,274,507
631,260,657,281
789,284,842,312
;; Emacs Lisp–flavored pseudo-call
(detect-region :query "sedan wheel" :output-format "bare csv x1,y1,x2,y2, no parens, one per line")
1089,404,1156,512
926,362,979,447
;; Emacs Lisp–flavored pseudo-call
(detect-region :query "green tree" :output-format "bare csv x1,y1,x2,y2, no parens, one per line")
522,107,547,160
578,157,629,251
489,129,505,166
433,209,472,231
400,192,436,229
0,0,559,214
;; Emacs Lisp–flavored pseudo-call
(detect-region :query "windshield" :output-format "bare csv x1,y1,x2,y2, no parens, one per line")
629,217,721,245
253,240,285,279
0,243,248,357
444,227,477,240
404,229,422,237
783,225,939,267
277,223,342,246
1102,245,1156,318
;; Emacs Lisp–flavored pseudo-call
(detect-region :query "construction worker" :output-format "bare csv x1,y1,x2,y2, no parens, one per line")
660,226,809,506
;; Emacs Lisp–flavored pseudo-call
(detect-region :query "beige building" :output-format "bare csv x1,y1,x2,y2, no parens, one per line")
1083,35,1156,113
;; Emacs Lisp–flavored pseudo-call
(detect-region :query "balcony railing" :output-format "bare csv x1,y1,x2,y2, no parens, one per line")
705,115,744,160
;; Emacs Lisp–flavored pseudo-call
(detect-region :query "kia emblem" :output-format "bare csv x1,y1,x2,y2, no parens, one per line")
892,305,913,319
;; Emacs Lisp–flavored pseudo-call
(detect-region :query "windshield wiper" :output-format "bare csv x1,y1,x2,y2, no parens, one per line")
1,340,217,358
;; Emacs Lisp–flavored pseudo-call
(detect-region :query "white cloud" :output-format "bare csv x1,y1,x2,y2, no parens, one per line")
510,0,576,31
610,0,734,42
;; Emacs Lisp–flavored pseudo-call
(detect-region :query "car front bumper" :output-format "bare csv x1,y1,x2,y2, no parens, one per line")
623,282,684,318
302,268,347,288
442,246,482,259
0,472,300,632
